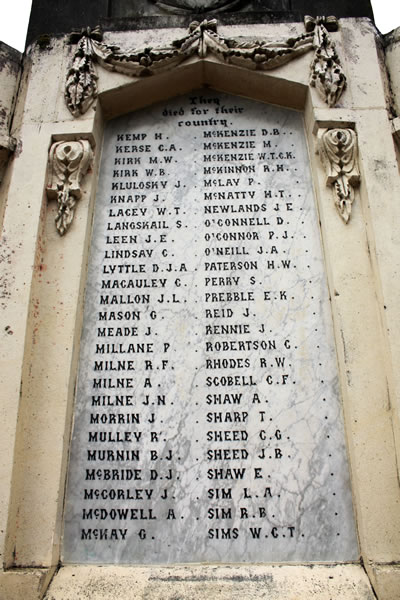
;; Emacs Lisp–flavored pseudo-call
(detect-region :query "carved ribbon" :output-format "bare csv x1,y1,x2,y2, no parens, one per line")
319,128,360,223
46,140,93,235
65,17,346,117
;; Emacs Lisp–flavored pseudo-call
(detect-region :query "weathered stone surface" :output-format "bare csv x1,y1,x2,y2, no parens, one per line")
26,0,374,46
0,42,20,181
44,564,376,600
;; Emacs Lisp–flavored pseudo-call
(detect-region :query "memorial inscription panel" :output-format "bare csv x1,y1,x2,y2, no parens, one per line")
63,91,358,564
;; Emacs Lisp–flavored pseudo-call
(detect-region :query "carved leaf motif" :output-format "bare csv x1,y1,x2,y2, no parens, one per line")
69,83,83,108
46,140,93,235
309,20,346,107
65,33,99,117
80,71,93,87
55,189,77,236
319,129,360,223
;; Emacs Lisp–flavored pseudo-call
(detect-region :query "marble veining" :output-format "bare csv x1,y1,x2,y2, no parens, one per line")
63,91,358,564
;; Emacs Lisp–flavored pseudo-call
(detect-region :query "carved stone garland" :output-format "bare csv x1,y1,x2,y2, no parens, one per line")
305,16,346,107
318,128,360,223
65,17,346,117
46,140,93,235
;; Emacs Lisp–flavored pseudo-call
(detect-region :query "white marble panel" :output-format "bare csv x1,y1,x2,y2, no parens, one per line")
63,91,358,564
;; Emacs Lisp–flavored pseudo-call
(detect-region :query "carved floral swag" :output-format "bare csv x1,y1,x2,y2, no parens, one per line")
65,16,346,118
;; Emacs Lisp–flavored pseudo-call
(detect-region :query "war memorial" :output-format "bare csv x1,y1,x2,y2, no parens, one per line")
1,0,400,598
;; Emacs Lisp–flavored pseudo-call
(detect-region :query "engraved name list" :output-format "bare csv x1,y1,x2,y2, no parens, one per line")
63,91,358,564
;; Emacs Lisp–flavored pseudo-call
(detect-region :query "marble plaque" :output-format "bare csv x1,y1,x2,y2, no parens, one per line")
63,91,358,564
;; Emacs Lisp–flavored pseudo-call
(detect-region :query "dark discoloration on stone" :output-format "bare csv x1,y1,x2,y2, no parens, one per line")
0,238,16,310
0,42,21,75
26,0,374,47
37,34,52,49
0,107,7,128
0,43,22,139
149,573,275,582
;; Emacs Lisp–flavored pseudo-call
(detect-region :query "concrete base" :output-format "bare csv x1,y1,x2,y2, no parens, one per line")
0,568,55,600
44,564,375,600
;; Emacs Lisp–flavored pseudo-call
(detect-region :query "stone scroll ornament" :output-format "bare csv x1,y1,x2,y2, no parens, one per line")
46,140,93,235
319,128,360,223
65,17,346,117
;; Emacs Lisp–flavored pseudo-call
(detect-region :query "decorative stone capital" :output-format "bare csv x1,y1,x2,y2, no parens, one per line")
46,140,93,236
318,128,360,223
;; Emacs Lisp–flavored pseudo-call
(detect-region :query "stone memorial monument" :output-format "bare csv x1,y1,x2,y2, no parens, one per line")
1,0,400,599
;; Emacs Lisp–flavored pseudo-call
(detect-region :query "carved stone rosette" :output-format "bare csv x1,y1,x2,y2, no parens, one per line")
65,18,346,117
46,140,93,235
319,128,360,223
